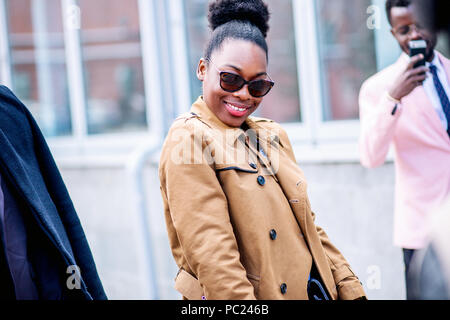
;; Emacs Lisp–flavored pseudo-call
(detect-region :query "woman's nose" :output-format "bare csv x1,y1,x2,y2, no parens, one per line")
232,84,252,101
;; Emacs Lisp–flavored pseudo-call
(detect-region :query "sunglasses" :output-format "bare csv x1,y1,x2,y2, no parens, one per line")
393,23,426,36
206,58,274,98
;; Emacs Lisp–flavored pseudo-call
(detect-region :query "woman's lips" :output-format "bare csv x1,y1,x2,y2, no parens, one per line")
224,101,251,117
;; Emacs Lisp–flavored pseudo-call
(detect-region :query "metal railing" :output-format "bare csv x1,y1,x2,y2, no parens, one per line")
126,135,162,299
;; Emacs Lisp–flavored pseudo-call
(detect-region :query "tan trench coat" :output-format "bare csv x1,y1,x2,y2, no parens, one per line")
159,97,366,300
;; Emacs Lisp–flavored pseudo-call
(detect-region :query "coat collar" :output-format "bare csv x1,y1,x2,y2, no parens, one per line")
190,96,235,130
397,50,448,69
190,96,279,146
397,51,450,144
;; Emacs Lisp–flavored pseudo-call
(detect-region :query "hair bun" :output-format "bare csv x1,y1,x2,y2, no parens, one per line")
208,0,270,37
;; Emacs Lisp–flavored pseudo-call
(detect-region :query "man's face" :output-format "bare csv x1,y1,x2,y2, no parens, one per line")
390,5,438,61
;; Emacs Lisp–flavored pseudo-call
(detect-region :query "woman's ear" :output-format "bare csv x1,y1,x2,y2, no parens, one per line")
197,58,207,82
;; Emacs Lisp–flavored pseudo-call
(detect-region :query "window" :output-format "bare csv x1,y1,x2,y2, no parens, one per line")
183,0,382,145
5,0,150,140
315,0,377,122
436,34,450,58
7,0,72,137
0,0,408,162
78,0,147,135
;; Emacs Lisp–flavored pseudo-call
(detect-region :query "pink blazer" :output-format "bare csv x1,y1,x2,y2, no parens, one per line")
359,52,450,249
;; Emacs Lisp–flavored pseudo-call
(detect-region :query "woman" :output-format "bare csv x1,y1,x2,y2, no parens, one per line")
159,0,366,300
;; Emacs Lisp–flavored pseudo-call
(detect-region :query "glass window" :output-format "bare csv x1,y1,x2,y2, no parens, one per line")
185,0,301,123
79,0,147,135
436,34,450,58
7,0,72,137
315,0,377,121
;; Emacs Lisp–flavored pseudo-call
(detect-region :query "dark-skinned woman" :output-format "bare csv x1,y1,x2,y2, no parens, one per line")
159,0,366,300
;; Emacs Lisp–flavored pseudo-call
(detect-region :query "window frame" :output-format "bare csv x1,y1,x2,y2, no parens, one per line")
292,0,368,146
0,0,397,166
0,0,12,88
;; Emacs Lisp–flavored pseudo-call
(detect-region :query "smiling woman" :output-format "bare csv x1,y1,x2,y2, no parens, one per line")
195,0,272,128
185,0,301,124
198,38,270,127
158,0,366,301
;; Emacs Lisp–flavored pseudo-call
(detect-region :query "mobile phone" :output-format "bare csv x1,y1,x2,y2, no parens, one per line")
409,40,427,68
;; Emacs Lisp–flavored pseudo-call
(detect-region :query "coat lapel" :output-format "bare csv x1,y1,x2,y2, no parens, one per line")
402,53,450,145
406,86,449,143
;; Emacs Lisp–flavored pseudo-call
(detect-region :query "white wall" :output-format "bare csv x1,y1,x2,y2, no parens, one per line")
302,162,405,300
59,159,404,300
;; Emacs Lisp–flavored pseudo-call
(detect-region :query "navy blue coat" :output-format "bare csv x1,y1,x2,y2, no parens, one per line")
0,85,107,300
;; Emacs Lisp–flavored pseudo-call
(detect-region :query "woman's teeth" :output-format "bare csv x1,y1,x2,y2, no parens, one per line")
226,102,246,112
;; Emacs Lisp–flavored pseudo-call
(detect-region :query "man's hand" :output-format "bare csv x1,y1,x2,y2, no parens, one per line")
388,54,429,101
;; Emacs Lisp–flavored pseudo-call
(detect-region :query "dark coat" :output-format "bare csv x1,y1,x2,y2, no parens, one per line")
0,85,106,300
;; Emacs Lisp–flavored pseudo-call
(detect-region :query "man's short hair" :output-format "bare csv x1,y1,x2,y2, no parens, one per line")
386,0,411,25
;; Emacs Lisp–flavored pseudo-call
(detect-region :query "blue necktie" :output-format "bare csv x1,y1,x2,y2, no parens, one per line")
429,64,450,137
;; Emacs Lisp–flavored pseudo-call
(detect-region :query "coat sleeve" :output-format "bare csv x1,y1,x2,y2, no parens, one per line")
358,80,403,168
159,121,256,300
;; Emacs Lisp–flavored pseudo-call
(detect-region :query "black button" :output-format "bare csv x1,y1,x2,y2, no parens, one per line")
280,283,287,294
269,229,277,240
257,176,265,186
249,162,257,169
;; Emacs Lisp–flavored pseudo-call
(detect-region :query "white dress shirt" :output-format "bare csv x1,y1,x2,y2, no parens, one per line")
423,51,450,130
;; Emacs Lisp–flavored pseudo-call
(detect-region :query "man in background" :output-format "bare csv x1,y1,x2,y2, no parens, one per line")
358,0,450,299
404,0,450,300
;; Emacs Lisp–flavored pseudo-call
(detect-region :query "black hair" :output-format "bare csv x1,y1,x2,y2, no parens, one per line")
204,0,270,61
385,0,411,25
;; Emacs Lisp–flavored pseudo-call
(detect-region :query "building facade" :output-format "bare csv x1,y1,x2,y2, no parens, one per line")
1,0,449,299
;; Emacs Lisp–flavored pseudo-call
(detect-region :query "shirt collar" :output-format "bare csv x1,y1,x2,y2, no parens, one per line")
426,51,444,72
399,50,443,69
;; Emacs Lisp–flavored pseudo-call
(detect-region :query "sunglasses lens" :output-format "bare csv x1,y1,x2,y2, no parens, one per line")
220,72,244,92
248,80,274,97
399,26,410,35
219,72,274,97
